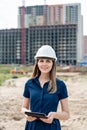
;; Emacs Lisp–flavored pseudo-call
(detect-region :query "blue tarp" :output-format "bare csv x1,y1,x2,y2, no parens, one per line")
80,62,87,66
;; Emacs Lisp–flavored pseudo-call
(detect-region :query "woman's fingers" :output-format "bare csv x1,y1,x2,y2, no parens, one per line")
25,115,37,122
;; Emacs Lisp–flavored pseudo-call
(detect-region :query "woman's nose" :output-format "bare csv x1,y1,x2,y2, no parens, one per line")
42,61,47,65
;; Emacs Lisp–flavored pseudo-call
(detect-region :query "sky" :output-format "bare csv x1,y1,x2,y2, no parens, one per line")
0,0,87,35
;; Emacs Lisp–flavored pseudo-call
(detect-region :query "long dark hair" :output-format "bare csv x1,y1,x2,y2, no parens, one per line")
32,58,57,93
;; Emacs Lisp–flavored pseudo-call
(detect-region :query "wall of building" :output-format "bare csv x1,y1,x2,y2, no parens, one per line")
29,24,77,65
0,24,77,65
0,29,21,64
83,36,87,61
0,28,29,64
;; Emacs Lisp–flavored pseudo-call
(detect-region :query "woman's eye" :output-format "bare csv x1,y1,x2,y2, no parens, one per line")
46,60,51,63
39,60,44,62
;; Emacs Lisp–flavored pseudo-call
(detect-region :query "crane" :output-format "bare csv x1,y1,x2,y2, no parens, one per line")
21,0,26,64
44,0,46,24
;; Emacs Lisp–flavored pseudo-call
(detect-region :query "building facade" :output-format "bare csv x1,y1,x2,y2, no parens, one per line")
83,36,87,61
0,24,77,65
18,3,83,63
0,29,29,64
29,24,77,65
18,3,81,26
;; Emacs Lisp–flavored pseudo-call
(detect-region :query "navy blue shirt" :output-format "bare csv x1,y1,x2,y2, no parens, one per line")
23,76,68,130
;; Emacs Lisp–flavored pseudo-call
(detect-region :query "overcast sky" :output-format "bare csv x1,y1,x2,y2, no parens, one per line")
0,0,87,35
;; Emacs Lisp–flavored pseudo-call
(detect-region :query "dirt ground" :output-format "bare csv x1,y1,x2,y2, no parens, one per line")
0,73,87,130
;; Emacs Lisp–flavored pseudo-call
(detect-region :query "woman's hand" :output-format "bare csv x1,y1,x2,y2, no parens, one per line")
25,115,37,122
21,108,37,122
40,112,55,124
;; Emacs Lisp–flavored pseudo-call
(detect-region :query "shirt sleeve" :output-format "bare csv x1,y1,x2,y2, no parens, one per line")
59,81,68,100
23,81,30,98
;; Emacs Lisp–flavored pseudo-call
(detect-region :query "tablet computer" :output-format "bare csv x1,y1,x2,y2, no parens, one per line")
25,111,48,119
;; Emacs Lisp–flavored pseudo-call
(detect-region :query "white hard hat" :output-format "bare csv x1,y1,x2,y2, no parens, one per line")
34,45,57,61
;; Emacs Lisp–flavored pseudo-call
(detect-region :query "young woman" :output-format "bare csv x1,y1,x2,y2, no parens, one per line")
22,45,70,130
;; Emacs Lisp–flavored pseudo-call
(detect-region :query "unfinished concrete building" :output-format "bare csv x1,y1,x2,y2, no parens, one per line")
29,24,77,65
0,28,29,64
18,3,83,64
0,24,77,65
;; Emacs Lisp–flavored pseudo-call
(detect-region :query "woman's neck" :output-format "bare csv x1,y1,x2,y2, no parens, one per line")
39,73,50,80
39,73,50,87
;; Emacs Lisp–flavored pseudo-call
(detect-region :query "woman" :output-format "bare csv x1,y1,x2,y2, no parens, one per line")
22,45,70,130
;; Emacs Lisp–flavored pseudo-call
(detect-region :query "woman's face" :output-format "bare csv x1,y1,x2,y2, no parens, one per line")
37,58,53,74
